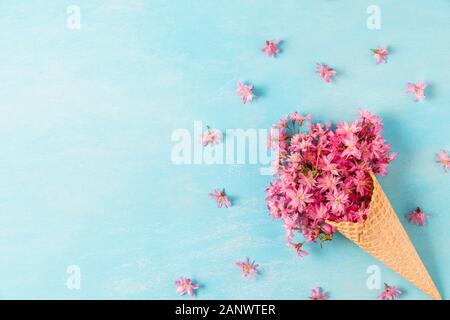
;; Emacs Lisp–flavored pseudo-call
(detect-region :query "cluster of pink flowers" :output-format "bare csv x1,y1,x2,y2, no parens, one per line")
265,110,396,255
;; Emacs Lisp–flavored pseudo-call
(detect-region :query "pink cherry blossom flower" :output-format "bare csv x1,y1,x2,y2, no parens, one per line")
378,283,401,300
309,287,329,300
326,189,349,214
299,172,316,189
336,121,361,137
353,171,372,196
359,109,382,125
317,174,339,193
405,207,431,227
342,134,362,159
435,150,450,172
316,63,336,83
209,188,232,208
290,112,312,126
321,223,336,234
371,47,389,64
290,134,312,153
236,258,259,279
406,81,427,101
201,126,222,146
175,276,200,297
320,154,339,176
288,240,309,257
235,80,255,104
261,39,281,58
286,186,314,212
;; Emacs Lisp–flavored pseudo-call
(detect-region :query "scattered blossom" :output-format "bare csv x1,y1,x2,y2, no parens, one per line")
265,111,395,256
261,39,281,58
406,81,427,101
202,126,222,146
309,287,329,300
316,63,336,83
378,283,402,300
288,240,309,257
371,47,389,64
435,150,449,172
209,188,232,208
236,258,259,278
236,81,255,104
175,276,200,297
405,207,431,227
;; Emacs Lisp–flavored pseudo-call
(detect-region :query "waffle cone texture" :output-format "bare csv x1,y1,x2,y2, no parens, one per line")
327,173,441,300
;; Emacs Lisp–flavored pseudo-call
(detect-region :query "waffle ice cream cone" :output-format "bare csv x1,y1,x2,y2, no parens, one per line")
327,173,441,300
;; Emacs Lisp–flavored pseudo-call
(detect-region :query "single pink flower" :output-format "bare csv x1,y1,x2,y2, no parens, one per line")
175,276,200,297
378,283,401,300
326,189,349,214
290,112,312,126
405,207,431,227
309,287,329,300
371,47,389,64
320,154,339,176
352,171,372,196
316,63,336,83
290,134,312,153
286,186,314,212
317,174,339,193
359,109,382,124
236,258,259,279
299,172,316,189
201,126,222,146
321,223,336,234
235,80,255,104
209,188,232,208
342,134,362,159
311,203,329,221
406,81,427,101
435,150,450,172
261,39,281,58
288,240,309,257
336,121,361,136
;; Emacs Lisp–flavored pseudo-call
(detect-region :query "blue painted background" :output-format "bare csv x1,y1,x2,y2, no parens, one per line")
0,0,448,299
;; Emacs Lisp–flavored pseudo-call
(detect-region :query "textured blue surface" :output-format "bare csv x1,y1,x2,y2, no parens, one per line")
0,0,448,299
